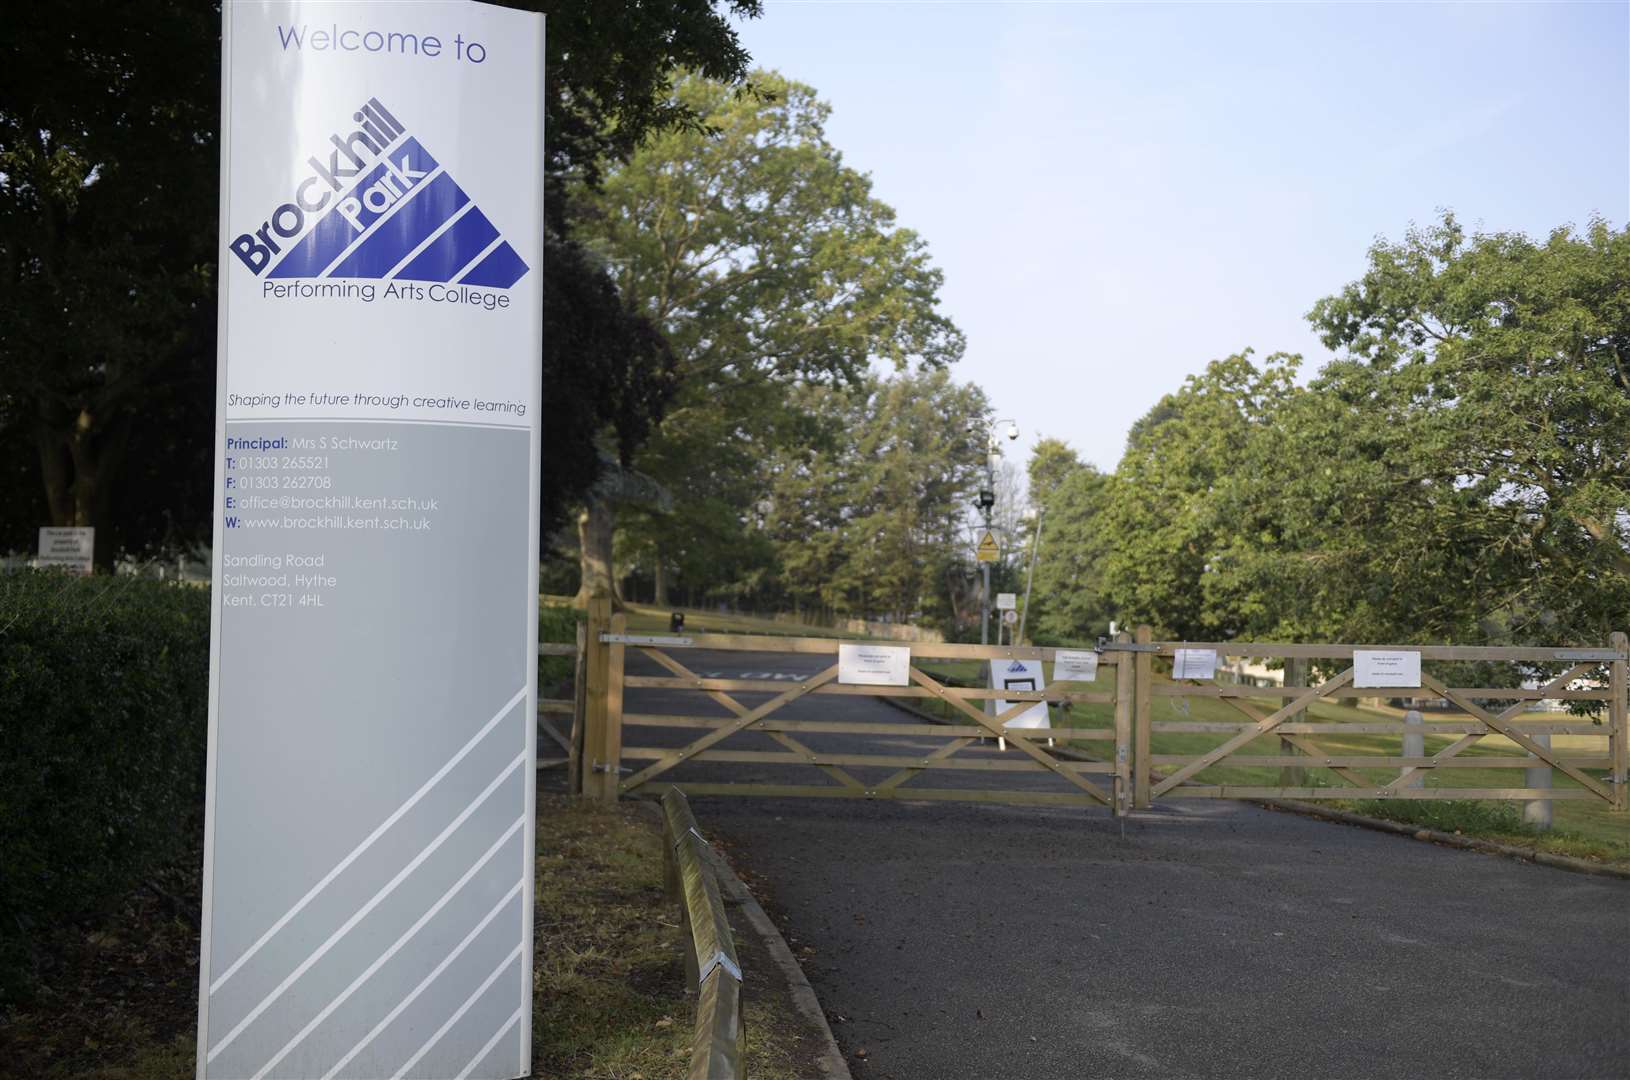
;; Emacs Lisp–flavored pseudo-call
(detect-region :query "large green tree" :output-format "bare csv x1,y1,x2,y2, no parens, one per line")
1227,215,1630,645
757,371,987,627
573,70,965,603
1092,351,1300,640
1022,438,1115,644
0,1,759,559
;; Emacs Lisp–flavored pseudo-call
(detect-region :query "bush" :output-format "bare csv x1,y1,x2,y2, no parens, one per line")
0,571,211,1001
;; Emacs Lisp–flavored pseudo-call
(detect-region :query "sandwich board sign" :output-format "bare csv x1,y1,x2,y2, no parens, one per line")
199,4,544,1078
989,658,1049,729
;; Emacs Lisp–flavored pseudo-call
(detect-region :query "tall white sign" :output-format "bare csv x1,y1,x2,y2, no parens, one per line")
200,4,544,1078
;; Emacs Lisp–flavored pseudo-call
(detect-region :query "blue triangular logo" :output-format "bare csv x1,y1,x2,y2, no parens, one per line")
237,99,528,289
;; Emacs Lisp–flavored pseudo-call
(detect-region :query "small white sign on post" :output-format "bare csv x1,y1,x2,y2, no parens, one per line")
1172,648,1219,681
990,658,1050,729
1053,649,1100,682
995,592,1017,610
38,527,94,574
838,643,912,686
1353,650,1422,688
1002,609,1019,625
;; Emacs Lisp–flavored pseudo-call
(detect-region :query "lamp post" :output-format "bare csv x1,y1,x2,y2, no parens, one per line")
970,418,1018,645
1018,504,1044,645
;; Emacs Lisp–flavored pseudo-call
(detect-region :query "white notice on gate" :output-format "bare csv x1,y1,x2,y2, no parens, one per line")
1353,650,1422,688
1052,649,1100,682
838,643,912,686
1172,648,1218,681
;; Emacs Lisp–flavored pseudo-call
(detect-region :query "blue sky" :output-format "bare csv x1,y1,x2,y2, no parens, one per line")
732,1,1629,472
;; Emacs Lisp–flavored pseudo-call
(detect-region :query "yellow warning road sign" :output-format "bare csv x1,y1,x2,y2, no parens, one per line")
975,530,1000,562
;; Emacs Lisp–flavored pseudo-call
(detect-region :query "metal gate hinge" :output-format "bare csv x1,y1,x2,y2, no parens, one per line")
592,761,633,774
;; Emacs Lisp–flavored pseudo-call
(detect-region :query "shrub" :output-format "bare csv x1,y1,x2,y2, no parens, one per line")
0,571,211,1001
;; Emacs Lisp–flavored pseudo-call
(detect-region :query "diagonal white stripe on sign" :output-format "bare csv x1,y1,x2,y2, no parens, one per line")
211,686,525,995
392,943,524,1080
316,164,448,279
249,816,526,1079
321,879,524,1080
453,234,507,284
208,751,527,1063
382,199,476,281
456,1006,523,1080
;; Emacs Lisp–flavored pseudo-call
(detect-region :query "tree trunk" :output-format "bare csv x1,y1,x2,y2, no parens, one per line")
653,545,671,607
572,494,623,610
34,403,126,568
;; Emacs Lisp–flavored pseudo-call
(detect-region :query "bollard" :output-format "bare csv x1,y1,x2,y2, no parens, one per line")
1523,732,1552,831
1402,710,1425,788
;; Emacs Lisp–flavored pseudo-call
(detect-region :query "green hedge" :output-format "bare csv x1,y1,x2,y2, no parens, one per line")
0,571,211,999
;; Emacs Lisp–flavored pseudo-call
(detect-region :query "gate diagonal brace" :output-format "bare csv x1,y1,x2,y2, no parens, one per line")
620,654,840,794
1152,667,1356,797
1375,664,1597,792
639,646,864,790
910,667,1111,806
1416,672,1614,803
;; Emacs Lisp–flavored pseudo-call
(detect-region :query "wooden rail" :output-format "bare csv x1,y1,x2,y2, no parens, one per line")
662,787,744,1080
536,632,583,772
1130,629,1629,811
577,614,1134,810
570,603,1624,818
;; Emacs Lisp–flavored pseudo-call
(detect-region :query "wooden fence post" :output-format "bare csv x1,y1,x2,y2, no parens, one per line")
1112,630,1134,817
605,612,627,801
1280,657,1308,789
583,598,612,801
567,619,588,795
1134,625,1153,810
1401,710,1425,789
1612,631,1627,812
1522,732,1553,830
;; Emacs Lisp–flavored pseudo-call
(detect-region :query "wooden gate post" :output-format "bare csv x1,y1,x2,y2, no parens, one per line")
1280,657,1308,789
582,598,612,800
1112,630,1134,817
1611,631,1627,812
1134,625,1153,810
567,619,588,795
605,612,627,800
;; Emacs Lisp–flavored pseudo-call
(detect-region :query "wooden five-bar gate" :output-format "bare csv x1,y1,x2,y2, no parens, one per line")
554,601,1627,818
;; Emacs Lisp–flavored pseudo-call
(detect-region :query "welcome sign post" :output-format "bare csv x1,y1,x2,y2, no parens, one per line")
200,4,543,1078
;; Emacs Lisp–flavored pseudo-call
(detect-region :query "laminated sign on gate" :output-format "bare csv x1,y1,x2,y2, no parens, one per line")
989,659,1050,729
1052,649,1099,683
838,643,912,686
200,4,544,1079
1353,650,1422,688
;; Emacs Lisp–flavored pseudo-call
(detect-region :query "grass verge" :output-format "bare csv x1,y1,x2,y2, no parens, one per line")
534,795,808,1079
0,797,815,1079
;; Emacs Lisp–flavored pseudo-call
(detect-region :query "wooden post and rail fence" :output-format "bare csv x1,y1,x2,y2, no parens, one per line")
542,601,1627,817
